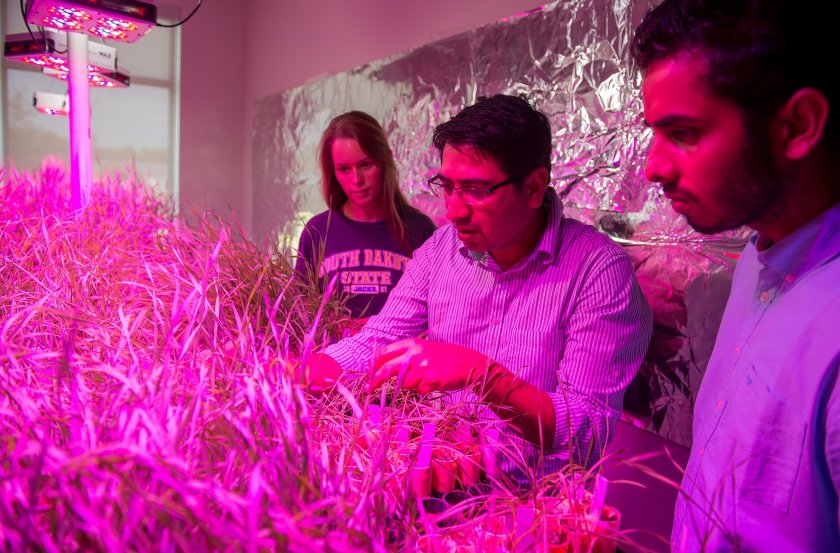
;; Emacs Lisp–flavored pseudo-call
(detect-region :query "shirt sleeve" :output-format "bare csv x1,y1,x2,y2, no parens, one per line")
548,250,653,458
823,352,840,531
322,229,436,379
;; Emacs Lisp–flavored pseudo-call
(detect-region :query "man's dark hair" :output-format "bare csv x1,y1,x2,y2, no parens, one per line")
630,0,837,148
432,94,552,180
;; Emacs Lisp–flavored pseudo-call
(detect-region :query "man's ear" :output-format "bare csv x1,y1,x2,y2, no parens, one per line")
773,88,830,160
524,166,550,207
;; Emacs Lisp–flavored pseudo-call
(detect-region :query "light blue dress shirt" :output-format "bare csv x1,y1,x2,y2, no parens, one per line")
672,202,840,552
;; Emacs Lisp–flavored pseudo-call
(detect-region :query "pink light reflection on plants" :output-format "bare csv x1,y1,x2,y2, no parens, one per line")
0,159,648,551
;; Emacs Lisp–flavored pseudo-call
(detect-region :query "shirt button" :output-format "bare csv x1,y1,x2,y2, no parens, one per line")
734,345,741,354
785,274,795,284
698,448,704,456
716,399,724,410
759,291,769,302
492,318,501,325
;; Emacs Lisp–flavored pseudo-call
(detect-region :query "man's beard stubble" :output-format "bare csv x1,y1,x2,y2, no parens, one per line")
688,125,789,235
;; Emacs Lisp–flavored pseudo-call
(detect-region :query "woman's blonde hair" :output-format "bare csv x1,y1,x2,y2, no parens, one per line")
318,111,414,254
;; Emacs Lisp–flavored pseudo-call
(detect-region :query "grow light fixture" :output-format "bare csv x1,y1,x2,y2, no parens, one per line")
33,91,70,116
4,32,116,73
25,0,158,43
43,66,129,88
10,1,168,211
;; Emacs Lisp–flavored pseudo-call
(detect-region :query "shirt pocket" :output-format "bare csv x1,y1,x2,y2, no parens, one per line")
739,397,806,513
498,329,564,389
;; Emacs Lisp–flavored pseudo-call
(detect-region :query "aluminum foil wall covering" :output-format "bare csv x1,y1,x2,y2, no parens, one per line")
252,0,752,447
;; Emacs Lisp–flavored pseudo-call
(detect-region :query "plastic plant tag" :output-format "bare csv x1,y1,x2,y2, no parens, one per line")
394,425,410,445
588,474,608,522
411,422,436,498
368,403,381,426
480,426,501,477
415,422,436,469
513,505,535,552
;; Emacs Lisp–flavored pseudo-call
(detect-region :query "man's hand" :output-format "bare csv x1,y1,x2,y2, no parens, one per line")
368,338,491,394
292,351,343,393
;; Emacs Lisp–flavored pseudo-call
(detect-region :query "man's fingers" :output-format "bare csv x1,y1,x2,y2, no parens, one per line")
400,367,424,392
369,350,425,391
309,373,338,394
372,338,418,369
367,360,400,391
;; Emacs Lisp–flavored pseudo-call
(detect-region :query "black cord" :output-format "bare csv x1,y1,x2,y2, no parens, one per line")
156,0,203,28
20,0,44,49
19,0,67,54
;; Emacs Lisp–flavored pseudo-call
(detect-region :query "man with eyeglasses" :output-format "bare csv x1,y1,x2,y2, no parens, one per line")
305,94,653,482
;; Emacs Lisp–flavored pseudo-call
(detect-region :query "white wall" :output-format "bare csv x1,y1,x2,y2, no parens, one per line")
178,1,247,223
179,0,549,237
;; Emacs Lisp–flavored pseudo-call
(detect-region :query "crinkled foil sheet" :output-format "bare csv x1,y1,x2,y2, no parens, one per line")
252,0,752,447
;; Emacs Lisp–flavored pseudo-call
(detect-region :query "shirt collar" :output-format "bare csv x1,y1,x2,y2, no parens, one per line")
534,187,564,263
754,201,840,279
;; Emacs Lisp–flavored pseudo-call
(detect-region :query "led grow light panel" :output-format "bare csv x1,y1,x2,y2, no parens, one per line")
43,67,130,88
5,33,116,73
33,91,70,116
26,0,158,43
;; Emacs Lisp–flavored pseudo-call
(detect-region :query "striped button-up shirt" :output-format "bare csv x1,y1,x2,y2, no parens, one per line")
325,189,652,483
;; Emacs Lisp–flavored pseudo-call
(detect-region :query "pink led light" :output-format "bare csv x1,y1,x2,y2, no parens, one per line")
41,5,91,30
19,54,68,70
41,15,84,31
15,53,107,74
89,75,116,88
88,27,129,41
36,107,69,116
20,55,48,66
43,68,129,88
97,17,138,31
48,5,91,22
89,17,139,41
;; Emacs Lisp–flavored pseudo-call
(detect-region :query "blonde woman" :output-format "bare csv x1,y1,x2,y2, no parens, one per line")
295,111,436,323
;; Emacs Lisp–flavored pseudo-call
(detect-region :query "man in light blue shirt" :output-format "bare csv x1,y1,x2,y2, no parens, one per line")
631,0,840,550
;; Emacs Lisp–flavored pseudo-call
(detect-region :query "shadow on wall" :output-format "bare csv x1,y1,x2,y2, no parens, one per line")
602,419,691,553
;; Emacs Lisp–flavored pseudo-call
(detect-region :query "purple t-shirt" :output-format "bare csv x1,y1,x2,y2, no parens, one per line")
295,207,436,318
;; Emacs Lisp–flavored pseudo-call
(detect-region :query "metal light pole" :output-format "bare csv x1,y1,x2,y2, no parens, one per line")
67,31,92,210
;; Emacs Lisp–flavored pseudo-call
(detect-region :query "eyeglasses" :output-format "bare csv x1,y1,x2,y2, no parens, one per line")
426,172,523,205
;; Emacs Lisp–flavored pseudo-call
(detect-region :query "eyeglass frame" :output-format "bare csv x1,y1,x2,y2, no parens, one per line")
426,171,528,204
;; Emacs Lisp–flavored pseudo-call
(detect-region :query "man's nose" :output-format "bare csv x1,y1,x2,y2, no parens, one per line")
445,190,471,221
644,135,676,184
